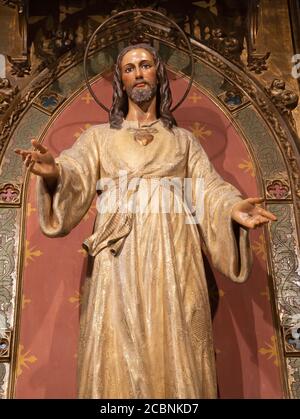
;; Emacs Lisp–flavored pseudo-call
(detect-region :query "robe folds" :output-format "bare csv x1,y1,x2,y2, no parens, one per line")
36,119,253,399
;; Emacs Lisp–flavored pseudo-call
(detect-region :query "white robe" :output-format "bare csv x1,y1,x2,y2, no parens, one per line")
36,119,252,398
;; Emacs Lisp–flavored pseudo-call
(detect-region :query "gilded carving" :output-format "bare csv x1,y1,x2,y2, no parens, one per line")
0,208,17,330
0,329,11,360
0,183,21,205
266,178,291,200
0,74,55,155
0,78,19,115
0,363,6,398
218,85,249,111
247,52,270,74
287,358,300,399
283,325,300,355
0,1,24,10
8,58,31,78
192,46,300,202
206,29,241,64
33,89,66,116
265,79,299,128
268,204,300,321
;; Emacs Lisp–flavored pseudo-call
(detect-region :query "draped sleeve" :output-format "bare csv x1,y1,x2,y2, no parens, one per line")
186,131,253,283
36,125,102,237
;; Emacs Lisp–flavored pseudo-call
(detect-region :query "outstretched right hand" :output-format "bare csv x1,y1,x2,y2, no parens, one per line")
14,139,59,181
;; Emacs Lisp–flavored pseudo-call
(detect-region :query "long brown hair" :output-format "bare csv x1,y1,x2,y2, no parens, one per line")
109,43,177,129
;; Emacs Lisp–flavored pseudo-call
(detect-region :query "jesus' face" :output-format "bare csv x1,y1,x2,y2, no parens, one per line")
120,48,158,105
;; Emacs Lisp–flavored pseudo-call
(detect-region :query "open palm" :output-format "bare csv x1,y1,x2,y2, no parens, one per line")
231,197,277,229
15,139,59,180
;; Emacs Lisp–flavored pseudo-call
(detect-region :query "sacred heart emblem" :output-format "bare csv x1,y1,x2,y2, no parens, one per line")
134,131,154,146
127,127,158,146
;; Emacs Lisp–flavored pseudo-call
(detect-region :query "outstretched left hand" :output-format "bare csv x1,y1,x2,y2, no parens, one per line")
231,197,277,229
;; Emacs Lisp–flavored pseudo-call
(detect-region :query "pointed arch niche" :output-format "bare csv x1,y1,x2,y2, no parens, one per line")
0,33,299,399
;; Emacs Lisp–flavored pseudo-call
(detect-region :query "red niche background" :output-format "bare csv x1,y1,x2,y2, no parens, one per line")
15,73,283,399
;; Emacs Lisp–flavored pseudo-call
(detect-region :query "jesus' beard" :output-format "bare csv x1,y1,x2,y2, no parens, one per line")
127,82,157,105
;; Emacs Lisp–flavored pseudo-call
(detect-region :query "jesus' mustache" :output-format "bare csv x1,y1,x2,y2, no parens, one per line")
133,80,150,88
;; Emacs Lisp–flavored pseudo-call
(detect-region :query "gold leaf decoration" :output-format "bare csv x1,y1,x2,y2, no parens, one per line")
74,123,92,139
25,240,43,267
238,159,255,177
81,92,93,104
188,92,202,104
17,345,37,377
260,286,270,302
69,290,82,308
27,203,37,217
78,248,88,258
219,289,225,298
259,336,279,366
190,122,212,140
22,295,32,309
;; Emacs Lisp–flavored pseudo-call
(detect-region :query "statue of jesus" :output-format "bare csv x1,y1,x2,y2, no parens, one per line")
15,43,276,398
